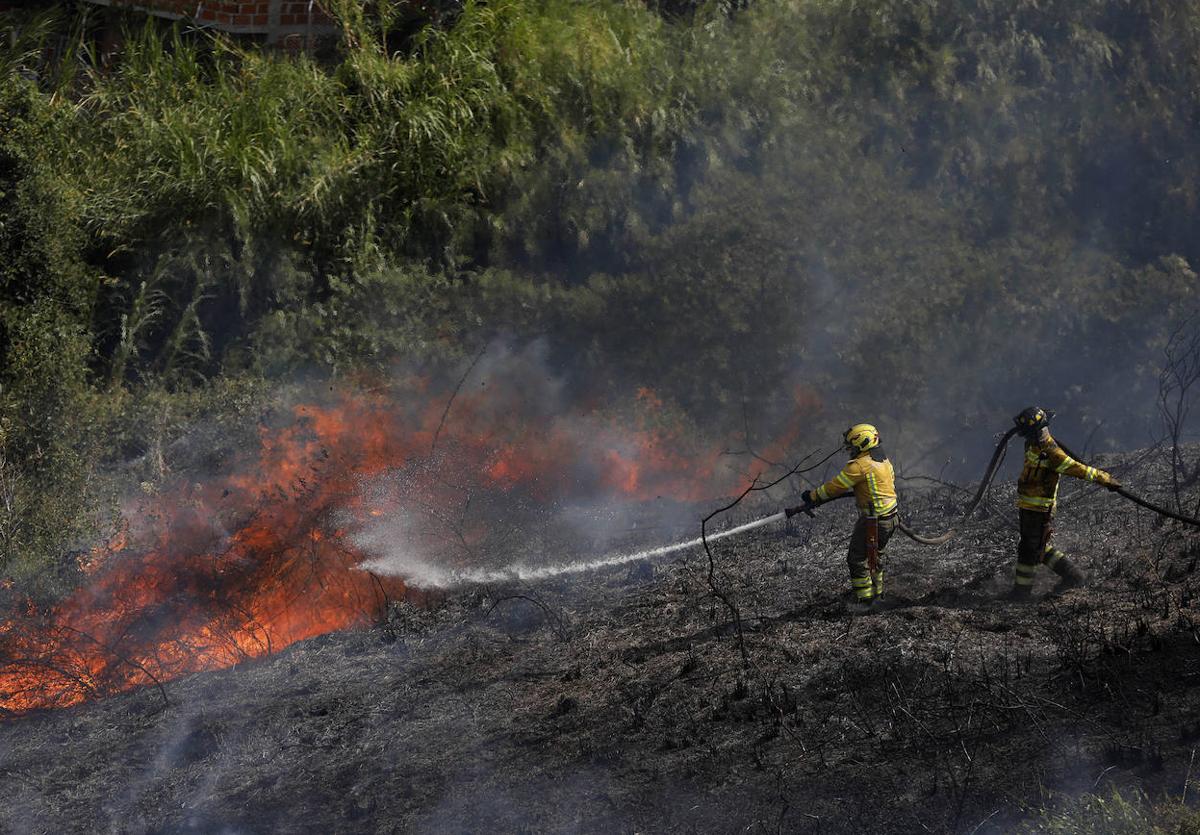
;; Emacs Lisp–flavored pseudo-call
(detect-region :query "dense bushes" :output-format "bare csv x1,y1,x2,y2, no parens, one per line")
0,77,103,589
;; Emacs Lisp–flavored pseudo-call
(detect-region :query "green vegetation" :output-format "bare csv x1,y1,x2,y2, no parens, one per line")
1,0,1199,592
1022,787,1200,834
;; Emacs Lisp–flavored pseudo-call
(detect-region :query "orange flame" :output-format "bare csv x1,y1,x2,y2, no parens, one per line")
0,378,818,716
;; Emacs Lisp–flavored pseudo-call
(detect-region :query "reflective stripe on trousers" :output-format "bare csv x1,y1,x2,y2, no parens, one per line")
848,514,897,598
1015,508,1074,586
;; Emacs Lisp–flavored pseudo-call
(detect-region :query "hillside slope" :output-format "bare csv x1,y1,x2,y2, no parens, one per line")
3,450,1200,833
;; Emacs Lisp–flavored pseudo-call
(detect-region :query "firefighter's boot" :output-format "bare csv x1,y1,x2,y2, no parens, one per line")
1053,563,1088,591
1045,547,1087,590
1009,556,1039,601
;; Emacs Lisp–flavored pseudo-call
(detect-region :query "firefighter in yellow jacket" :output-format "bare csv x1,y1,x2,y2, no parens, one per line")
787,423,898,609
1009,406,1120,599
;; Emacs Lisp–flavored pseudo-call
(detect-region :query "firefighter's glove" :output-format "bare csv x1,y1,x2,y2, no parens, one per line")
784,491,818,519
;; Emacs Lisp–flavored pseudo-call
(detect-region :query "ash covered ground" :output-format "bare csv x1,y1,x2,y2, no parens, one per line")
3,447,1200,834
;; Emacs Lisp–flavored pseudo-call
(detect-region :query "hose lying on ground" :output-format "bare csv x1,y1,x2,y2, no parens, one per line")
890,425,1024,547
897,520,955,545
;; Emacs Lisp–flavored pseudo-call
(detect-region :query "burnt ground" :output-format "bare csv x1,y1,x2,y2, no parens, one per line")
3,449,1200,834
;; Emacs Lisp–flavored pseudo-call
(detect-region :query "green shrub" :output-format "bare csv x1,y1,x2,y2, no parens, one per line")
0,76,103,591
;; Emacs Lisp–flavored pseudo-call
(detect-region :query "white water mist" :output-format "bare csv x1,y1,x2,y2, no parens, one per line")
361,512,786,588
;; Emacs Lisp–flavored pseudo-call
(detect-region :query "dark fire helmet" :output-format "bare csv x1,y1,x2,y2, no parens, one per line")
1013,406,1053,436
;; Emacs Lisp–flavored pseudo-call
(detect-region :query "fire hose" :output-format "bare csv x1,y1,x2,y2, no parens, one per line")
961,426,1020,519
965,428,1200,528
1055,438,1200,528
896,518,956,545
783,493,955,546
1109,486,1200,526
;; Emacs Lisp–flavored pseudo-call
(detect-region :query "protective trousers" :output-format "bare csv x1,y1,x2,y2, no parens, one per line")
848,514,897,601
1014,508,1076,587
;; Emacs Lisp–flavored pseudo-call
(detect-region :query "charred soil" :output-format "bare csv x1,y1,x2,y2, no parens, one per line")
3,451,1200,833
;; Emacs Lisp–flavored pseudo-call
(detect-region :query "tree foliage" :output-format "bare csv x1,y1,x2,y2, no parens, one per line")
0,0,1198,584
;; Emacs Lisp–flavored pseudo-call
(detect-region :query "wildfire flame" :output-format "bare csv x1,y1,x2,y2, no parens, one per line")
0,372,818,717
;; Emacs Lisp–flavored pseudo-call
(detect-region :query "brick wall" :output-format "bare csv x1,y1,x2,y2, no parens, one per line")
79,0,337,43
196,2,273,31
276,1,334,28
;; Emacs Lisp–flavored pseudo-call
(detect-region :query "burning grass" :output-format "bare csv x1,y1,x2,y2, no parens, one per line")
0,369,814,716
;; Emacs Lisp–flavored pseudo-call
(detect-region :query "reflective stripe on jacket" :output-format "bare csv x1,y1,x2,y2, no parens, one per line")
1017,431,1113,513
815,451,898,516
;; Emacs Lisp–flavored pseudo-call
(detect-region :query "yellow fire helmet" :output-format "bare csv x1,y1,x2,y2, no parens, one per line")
843,423,880,453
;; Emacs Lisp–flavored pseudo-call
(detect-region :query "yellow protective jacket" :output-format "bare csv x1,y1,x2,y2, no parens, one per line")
1017,431,1114,513
814,450,898,516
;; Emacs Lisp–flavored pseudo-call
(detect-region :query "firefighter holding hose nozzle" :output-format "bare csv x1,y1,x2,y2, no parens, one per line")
786,424,898,612
1008,406,1120,600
